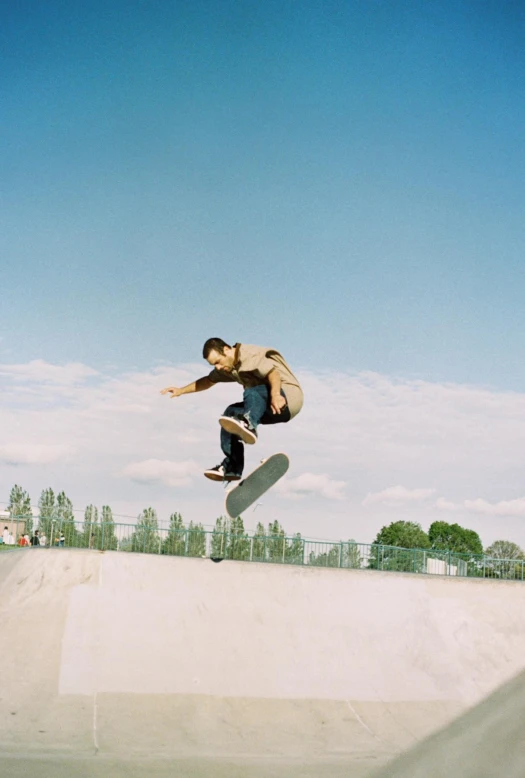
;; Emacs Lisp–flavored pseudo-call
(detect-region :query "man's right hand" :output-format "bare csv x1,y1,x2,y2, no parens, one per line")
160,377,213,398
160,386,184,398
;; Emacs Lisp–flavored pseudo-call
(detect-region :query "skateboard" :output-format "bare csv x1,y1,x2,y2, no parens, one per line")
225,453,289,518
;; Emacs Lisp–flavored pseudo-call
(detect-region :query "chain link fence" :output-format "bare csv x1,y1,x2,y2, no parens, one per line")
1,516,524,582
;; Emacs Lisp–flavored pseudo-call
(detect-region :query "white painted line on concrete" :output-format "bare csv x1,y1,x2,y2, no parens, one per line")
346,700,378,739
93,559,101,754
93,691,99,753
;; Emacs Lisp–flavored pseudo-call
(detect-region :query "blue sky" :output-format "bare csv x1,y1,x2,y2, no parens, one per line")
3,0,524,385
1,2,525,546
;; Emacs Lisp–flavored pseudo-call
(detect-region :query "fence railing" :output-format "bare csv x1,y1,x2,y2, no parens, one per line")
1,517,524,582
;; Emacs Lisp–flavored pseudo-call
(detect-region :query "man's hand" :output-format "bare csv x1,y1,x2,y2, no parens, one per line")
160,377,214,398
160,386,184,398
270,393,287,415
267,368,286,414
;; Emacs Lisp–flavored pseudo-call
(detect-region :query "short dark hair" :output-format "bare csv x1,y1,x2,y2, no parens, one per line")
203,338,231,359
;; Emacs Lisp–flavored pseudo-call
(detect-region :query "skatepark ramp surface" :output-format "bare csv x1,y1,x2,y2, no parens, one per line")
1,548,525,778
371,666,525,778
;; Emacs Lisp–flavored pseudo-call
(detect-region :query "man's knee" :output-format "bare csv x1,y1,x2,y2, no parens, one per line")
223,402,244,418
243,384,269,400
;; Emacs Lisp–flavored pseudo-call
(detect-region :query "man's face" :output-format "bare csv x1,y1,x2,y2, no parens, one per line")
206,347,236,373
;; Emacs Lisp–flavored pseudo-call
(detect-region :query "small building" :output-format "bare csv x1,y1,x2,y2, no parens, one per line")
0,511,28,542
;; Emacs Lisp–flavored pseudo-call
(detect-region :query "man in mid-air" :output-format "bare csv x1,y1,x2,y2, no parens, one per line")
161,338,303,481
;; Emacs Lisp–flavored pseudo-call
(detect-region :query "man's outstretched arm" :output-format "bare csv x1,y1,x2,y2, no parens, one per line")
160,376,214,398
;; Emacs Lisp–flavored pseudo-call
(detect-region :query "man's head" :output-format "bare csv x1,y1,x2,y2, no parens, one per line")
203,337,236,373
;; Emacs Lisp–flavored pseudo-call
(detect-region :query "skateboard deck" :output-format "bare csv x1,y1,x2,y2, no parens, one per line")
225,453,289,518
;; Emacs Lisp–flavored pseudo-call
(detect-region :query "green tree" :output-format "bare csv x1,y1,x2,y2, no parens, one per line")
373,521,431,550
267,520,288,563
341,540,362,569
83,504,98,548
249,522,303,565
38,488,56,543
484,540,525,581
119,535,133,552
210,516,250,560
251,522,267,561
369,521,430,572
163,512,186,556
485,540,525,560
309,540,362,569
56,491,78,547
266,521,304,564
429,521,483,555
308,544,340,568
131,508,161,554
186,521,206,557
227,516,250,561
8,485,33,535
284,533,304,565
211,516,229,559
97,505,118,550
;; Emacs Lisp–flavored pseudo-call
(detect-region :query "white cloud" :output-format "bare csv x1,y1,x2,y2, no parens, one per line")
277,473,346,501
435,498,459,512
122,459,201,488
363,486,436,506
1,358,525,546
0,359,98,385
464,498,525,517
435,496,525,518
0,443,73,465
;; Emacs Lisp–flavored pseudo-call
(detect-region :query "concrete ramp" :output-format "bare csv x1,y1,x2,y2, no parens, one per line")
372,667,525,777
1,549,525,777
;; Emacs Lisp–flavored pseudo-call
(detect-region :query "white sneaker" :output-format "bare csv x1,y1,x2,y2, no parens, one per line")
203,464,242,482
219,416,258,445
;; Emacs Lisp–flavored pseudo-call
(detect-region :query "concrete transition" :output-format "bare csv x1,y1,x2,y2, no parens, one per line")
1,549,525,778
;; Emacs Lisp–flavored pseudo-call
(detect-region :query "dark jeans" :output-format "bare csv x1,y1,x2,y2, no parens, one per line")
221,385,291,475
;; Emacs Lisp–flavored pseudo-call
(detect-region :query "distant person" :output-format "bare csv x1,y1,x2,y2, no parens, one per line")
2,526,8,544
161,338,303,481
30,530,40,547
39,533,47,547
17,534,29,547
58,532,65,547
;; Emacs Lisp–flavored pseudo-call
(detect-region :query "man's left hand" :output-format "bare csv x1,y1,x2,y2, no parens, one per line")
270,394,287,415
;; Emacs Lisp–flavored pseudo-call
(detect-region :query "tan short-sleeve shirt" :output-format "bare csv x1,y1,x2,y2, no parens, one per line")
208,343,304,418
